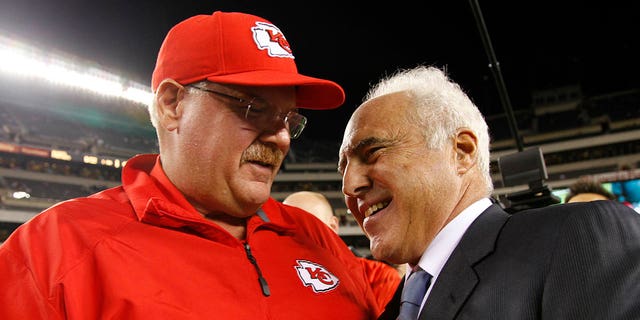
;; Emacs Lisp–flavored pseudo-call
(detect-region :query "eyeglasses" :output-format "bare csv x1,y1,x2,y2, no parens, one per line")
188,85,307,139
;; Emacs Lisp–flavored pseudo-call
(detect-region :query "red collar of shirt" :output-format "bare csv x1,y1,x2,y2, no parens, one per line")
121,154,295,245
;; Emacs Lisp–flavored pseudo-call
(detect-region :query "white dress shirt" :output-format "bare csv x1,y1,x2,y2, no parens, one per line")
403,197,493,311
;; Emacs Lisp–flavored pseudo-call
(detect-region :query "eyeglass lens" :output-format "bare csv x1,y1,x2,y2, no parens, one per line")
190,85,307,139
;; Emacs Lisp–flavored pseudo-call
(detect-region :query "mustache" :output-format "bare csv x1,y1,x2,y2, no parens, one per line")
241,143,285,167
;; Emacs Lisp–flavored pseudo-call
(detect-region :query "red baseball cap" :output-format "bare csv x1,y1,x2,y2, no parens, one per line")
151,11,345,110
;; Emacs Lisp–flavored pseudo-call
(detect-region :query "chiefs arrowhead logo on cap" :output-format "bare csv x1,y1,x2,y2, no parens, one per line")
295,260,340,293
152,11,344,109
251,22,294,58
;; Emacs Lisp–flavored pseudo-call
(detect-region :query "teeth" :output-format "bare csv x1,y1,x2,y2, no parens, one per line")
364,201,389,218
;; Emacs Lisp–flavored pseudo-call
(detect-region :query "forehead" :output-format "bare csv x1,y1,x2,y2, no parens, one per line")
338,92,418,170
342,92,413,145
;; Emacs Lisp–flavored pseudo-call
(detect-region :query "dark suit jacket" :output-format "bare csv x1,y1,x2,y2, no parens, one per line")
379,200,640,319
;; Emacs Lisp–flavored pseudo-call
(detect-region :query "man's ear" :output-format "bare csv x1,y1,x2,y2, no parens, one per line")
328,216,340,234
155,79,185,131
454,128,478,175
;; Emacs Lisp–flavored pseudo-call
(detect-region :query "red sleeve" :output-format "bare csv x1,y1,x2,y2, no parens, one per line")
359,258,402,309
0,229,64,319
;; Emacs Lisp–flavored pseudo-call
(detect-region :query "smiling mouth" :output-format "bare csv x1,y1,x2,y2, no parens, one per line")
364,201,389,218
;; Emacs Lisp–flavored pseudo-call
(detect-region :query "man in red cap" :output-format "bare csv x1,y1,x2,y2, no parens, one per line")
0,12,380,319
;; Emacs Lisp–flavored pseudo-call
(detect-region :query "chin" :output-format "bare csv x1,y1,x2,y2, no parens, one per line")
369,238,388,259
240,182,271,198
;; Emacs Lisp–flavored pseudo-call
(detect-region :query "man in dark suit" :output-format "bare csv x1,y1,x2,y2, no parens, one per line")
337,65,640,319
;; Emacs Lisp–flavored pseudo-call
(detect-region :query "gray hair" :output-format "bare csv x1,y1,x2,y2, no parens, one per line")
364,65,493,194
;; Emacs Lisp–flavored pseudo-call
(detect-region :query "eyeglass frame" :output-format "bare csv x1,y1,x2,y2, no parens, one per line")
186,84,307,139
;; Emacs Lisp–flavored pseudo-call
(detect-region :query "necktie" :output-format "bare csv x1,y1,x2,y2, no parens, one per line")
397,269,432,320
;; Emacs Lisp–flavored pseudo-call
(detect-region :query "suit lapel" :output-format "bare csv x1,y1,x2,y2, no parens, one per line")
420,204,510,319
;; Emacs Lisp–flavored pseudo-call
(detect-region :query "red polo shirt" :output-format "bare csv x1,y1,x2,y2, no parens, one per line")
0,154,380,319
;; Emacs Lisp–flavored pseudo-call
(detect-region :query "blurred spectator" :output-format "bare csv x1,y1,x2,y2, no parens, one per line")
611,178,640,212
565,177,616,203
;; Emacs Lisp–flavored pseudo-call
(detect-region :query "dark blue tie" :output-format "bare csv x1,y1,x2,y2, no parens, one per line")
398,269,432,320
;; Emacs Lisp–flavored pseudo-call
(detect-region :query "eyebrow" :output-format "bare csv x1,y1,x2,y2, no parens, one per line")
338,136,389,174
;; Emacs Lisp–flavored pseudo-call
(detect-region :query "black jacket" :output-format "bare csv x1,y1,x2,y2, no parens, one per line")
379,201,640,320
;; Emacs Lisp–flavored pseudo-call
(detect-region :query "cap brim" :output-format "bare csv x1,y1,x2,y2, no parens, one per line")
205,71,345,110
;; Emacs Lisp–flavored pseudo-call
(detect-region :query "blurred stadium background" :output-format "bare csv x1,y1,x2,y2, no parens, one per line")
0,29,639,252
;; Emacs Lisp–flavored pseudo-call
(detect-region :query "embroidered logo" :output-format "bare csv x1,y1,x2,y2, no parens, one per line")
251,22,295,58
295,260,340,293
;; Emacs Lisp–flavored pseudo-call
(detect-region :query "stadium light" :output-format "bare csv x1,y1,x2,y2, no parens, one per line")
11,191,31,199
0,34,153,105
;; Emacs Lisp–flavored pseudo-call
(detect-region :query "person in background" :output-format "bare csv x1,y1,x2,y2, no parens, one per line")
611,177,640,212
565,176,616,203
283,191,402,309
284,191,340,232
338,65,640,319
0,11,380,319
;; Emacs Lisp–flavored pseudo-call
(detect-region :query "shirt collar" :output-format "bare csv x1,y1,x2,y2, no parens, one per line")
121,154,295,244
416,197,492,279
